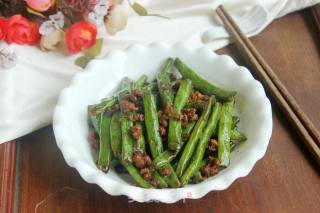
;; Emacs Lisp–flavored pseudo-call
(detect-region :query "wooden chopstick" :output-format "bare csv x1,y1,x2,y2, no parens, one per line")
311,4,320,33
217,5,320,147
216,5,320,165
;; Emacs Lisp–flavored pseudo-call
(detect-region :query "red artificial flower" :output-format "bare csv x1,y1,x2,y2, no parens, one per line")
66,21,97,54
0,17,8,40
5,15,40,45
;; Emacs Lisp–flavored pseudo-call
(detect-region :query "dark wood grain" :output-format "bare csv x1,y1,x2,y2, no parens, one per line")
0,141,16,213
0,145,4,193
1,8,320,213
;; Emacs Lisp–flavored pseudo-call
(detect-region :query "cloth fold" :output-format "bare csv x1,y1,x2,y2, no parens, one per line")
0,0,319,143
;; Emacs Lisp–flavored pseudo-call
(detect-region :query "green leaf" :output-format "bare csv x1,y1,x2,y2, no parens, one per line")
128,1,170,19
26,7,46,18
75,56,89,69
75,38,104,69
131,2,148,16
148,14,170,19
86,38,103,58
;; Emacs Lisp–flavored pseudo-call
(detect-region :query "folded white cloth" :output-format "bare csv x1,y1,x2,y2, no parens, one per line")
0,0,318,143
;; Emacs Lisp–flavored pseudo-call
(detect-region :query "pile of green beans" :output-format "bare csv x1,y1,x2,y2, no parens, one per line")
87,58,246,188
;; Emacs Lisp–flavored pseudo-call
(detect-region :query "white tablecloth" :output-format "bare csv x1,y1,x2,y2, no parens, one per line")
0,0,319,143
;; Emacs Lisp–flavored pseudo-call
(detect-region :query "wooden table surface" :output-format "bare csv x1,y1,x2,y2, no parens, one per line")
1,8,320,213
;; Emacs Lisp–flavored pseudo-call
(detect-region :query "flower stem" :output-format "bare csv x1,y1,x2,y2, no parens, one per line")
148,14,170,19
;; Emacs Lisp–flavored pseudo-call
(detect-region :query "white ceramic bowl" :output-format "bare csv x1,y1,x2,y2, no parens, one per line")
53,43,272,203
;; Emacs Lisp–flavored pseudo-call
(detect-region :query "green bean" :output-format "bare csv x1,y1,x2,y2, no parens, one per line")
120,77,131,90
181,100,221,185
134,123,146,153
174,58,236,101
132,124,167,188
134,126,167,188
218,100,234,167
168,79,193,151
185,101,206,111
136,74,148,87
156,162,181,188
125,164,153,188
143,82,158,93
152,150,181,187
142,89,163,158
182,121,196,142
213,114,239,140
153,150,177,168
88,85,125,121
91,76,148,118
176,97,215,178
212,127,246,142
110,112,122,158
156,58,174,106
191,159,207,183
130,123,167,188
93,76,148,118
118,91,135,166
97,113,112,172
211,128,245,145
152,171,168,188
89,96,118,118
230,141,239,151
231,128,247,142
130,77,149,91
88,106,101,133
192,171,203,184
130,81,138,91
90,77,153,130
120,117,134,166
230,129,247,151
232,116,240,129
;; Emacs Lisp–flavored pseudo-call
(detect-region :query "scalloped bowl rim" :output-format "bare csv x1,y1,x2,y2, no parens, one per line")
53,42,272,203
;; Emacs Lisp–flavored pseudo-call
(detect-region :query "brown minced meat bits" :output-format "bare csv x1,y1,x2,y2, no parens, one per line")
182,108,199,122
208,139,219,153
151,179,160,187
88,128,99,149
132,152,152,169
122,100,139,113
182,132,190,142
201,156,221,177
128,113,144,122
130,125,142,140
165,102,174,116
132,152,164,187
106,104,120,116
162,167,170,177
122,90,145,122
188,91,209,103
140,167,152,180
175,108,199,128
121,89,144,113
157,103,174,137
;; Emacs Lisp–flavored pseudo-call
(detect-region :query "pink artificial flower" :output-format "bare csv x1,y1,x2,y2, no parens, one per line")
25,0,55,12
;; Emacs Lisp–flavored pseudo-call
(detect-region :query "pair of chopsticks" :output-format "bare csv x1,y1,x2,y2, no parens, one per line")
216,5,320,165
